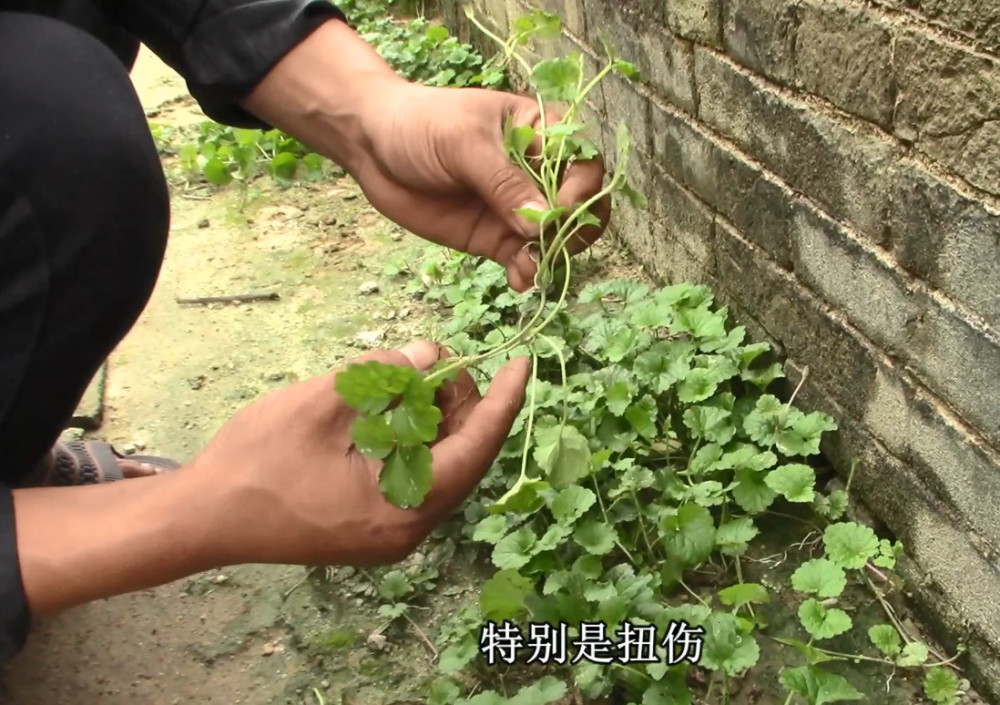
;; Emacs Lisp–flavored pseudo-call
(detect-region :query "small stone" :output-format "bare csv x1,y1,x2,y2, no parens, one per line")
197,218,209,229
321,681,329,689
213,574,229,584
399,308,411,319
342,193,358,201
121,443,137,455
358,281,379,295
384,310,397,320
355,330,384,348
390,231,403,241
261,643,275,656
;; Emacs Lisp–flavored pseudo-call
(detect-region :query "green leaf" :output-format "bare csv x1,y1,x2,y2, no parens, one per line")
379,570,411,600
551,485,597,525
605,380,633,415
534,425,592,488
504,122,536,159
439,636,478,674
472,515,508,544
765,463,816,503
798,598,853,641
480,569,535,621
493,527,537,569
530,57,581,102
202,158,233,185
791,559,847,599
777,410,837,456
897,641,929,667
491,475,549,514
573,520,617,555
515,205,567,227
823,522,880,570
510,676,567,705
682,405,735,445
715,517,759,557
717,582,770,609
659,503,716,566
625,395,658,441
924,667,961,705
379,444,433,508
390,401,442,446
426,24,449,43
700,612,759,675
867,624,902,658
335,361,418,414
427,678,462,705
613,59,639,80
269,151,298,180
779,666,864,705
677,368,718,403
732,468,778,514
350,414,396,459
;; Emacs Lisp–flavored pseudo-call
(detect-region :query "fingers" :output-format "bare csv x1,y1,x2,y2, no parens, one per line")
419,355,531,519
556,155,611,256
348,340,443,372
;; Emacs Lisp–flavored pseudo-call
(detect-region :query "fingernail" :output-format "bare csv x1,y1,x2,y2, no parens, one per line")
399,340,438,370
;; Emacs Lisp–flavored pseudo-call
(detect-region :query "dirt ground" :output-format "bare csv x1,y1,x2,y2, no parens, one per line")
0,47,451,705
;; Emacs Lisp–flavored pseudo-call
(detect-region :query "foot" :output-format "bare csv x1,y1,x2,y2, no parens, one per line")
29,440,181,486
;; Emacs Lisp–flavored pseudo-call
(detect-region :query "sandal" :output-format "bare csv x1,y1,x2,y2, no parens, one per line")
29,439,181,486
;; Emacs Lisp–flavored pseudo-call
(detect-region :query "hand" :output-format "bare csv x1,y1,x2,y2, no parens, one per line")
241,19,611,292
352,81,611,292
185,341,530,568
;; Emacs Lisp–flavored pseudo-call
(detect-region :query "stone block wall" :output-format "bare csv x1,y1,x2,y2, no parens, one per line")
440,0,1000,700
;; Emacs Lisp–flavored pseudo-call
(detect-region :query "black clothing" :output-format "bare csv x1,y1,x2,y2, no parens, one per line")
0,0,345,660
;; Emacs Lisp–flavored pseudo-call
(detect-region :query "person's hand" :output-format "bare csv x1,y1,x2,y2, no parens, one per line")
352,82,612,292
184,341,530,568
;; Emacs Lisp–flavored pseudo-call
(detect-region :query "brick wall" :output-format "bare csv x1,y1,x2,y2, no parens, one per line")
441,0,1000,700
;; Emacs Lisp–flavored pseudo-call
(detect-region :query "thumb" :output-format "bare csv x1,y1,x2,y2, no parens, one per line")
461,97,550,239
420,355,531,519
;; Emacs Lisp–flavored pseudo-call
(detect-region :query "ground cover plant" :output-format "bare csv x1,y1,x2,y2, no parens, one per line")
331,6,968,705
153,2,970,703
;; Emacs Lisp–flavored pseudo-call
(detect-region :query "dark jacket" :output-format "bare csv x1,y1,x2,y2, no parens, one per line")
0,0,345,662
0,0,346,127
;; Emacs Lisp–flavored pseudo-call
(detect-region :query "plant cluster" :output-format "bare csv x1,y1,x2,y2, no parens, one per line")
332,7,966,705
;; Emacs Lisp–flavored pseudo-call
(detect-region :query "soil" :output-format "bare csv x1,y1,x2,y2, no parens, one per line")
0,44,984,705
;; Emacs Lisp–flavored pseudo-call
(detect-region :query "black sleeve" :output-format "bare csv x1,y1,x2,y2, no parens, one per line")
0,488,30,661
96,0,349,128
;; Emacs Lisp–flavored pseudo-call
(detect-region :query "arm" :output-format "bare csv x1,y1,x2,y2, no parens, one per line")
10,470,220,617
99,0,350,127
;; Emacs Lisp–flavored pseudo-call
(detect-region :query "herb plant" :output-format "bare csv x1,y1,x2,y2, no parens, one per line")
333,7,965,705
334,6,643,509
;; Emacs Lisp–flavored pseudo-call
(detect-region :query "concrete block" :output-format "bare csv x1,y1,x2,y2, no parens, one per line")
895,28,1000,197
790,198,1000,451
645,167,718,285
651,105,794,268
794,0,896,128
890,161,1000,328
665,0,722,47
722,0,799,84
715,220,879,419
638,30,696,115
695,47,898,243
903,0,1000,55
